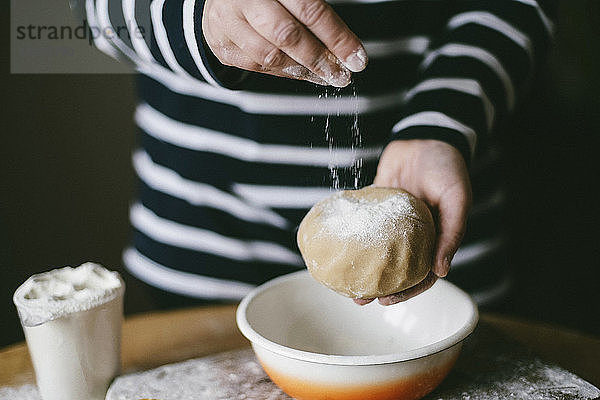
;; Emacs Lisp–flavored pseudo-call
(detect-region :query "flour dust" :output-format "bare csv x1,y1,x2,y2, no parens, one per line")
319,83,363,191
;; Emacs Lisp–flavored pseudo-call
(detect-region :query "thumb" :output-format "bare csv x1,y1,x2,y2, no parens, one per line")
432,188,470,277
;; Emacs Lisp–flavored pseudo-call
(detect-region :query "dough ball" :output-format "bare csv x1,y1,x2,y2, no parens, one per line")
297,186,435,299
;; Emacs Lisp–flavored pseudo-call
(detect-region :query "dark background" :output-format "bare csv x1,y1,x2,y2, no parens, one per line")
2,2,599,347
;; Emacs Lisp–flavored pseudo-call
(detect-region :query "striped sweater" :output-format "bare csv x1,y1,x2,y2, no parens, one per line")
82,0,555,305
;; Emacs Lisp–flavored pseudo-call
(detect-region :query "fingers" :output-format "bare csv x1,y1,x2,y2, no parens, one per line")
277,0,367,72
241,0,352,87
203,0,366,85
353,298,375,306
353,272,438,306
378,272,438,306
433,186,471,277
221,18,328,84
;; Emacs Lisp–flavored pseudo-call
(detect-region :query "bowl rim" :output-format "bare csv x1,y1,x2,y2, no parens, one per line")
236,271,479,366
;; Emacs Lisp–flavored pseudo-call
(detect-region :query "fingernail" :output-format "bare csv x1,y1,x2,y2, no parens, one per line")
378,294,403,306
332,68,352,87
282,65,329,86
322,54,352,87
328,65,351,87
438,256,452,278
344,47,368,72
306,74,330,86
353,298,374,306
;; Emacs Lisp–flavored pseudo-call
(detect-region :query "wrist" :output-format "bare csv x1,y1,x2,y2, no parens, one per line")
389,125,472,169
198,0,248,89
375,139,469,195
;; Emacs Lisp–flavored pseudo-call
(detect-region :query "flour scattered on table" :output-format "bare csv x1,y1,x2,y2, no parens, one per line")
3,326,598,400
0,384,40,400
427,323,600,400
106,348,290,400
108,326,600,400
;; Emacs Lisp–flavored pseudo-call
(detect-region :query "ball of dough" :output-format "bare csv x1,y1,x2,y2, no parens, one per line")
297,186,435,299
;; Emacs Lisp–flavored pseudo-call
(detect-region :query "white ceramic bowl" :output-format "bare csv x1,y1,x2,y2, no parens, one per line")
236,271,478,400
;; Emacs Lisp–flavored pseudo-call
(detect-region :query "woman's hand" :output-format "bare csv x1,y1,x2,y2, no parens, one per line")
202,0,367,86
355,139,472,306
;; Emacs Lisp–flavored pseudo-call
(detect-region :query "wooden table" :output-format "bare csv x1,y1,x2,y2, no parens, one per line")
1,305,599,390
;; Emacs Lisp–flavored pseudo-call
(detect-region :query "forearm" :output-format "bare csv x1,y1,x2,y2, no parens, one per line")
71,0,247,88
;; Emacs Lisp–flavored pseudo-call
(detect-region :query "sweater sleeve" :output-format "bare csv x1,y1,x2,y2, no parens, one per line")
391,0,557,163
77,0,247,88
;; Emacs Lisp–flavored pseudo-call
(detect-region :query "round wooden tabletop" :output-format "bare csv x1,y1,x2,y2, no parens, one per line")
1,305,598,389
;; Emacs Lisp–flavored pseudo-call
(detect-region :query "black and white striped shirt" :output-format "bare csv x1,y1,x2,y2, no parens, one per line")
84,0,555,305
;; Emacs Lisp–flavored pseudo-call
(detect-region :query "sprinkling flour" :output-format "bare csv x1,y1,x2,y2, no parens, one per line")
322,83,363,190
